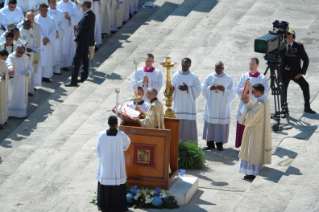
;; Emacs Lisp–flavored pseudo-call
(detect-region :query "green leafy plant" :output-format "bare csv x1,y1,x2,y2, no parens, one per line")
90,190,98,205
178,140,205,169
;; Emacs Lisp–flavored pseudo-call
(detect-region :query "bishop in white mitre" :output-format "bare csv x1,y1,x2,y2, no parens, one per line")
19,19,38,95
56,0,79,69
34,4,56,84
99,0,111,35
0,49,9,126
48,0,67,74
1,1,24,29
202,61,236,151
6,45,33,118
90,0,103,46
131,54,163,103
171,58,201,143
235,58,269,148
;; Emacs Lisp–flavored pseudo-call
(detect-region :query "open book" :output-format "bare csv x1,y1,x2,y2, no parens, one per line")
114,104,141,120
242,79,250,97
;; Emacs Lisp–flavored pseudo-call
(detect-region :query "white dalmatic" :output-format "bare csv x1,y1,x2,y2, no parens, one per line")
6,53,33,118
202,72,236,125
48,7,67,74
171,71,201,120
1,7,24,28
56,0,79,67
236,72,269,121
131,67,163,102
34,14,56,83
91,0,103,46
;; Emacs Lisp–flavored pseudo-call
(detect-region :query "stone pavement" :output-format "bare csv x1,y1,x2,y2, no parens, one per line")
1,0,319,211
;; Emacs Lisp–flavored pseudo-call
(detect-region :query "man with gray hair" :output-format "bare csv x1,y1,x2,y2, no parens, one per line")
0,22,17,43
134,87,165,129
202,61,236,151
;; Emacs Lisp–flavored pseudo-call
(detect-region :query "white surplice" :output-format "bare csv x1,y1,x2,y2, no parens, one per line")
171,71,201,120
48,8,67,74
33,14,56,85
1,7,24,29
99,0,111,35
236,72,269,121
56,0,79,67
6,53,32,118
0,42,17,54
131,67,163,102
91,0,103,46
96,130,131,185
0,59,9,124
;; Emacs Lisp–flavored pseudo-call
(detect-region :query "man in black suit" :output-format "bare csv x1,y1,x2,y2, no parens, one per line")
65,1,95,87
281,29,315,115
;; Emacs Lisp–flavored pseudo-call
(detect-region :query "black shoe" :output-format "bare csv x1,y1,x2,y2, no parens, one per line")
0,125,4,130
43,78,52,83
28,93,33,96
62,67,69,71
216,142,223,151
95,46,99,52
77,79,85,83
304,108,316,114
54,72,61,75
244,175,256,180
65,83,78,87
203,142,215,150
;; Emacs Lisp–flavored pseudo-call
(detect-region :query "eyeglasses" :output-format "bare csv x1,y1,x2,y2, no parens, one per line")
18,51,24,54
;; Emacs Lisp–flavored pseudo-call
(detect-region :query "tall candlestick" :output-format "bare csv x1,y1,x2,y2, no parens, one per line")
134,60,138,93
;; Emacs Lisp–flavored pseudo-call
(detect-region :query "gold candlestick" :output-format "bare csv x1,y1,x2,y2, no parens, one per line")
160,57,176,118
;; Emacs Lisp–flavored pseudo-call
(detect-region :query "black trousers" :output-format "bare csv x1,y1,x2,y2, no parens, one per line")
282,75,310,109
71,44,89,84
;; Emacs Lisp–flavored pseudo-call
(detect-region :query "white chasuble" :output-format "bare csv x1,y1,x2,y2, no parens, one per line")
56,0,79,67
19,28,37,64
6,53,32,118
236,72,269,121
202,72,236,125
0,59,9,124
131,67,163,102
34,14,56,79
171,71,201,120
91,0,103,46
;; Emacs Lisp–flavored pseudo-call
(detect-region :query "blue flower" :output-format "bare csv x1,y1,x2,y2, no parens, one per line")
126,193,133,203
131,185,138,196
152,196,163,207
179,169,185,177
173,200,176,203
155,188,161,196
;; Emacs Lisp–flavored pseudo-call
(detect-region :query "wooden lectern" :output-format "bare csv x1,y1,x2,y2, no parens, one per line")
118,117,180,190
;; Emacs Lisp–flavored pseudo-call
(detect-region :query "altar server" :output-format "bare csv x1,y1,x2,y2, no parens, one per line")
202,61,236,151
0,31,17,54
48,0,67,75
235,57,269,148
90,0,103,46
131,54,163,102
99,0,111,35
128,86,150,112
6,45,33,118
34,3,56,84
56,0,79,70
1,0,24,28
0,49,9,128
238,83,272,180
96,115,130,212
171,58,201,143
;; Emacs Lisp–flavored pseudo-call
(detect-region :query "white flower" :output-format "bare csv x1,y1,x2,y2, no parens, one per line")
134,193,140,200
145,198,152,204
160,193,167,198
150,191,155,196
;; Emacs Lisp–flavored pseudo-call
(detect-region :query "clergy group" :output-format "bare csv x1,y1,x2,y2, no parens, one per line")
0,0,140,127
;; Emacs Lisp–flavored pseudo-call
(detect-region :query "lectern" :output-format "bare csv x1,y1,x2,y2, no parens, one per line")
119,118,180,190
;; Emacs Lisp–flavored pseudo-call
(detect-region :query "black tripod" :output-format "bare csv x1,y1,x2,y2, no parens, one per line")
264,56,292,131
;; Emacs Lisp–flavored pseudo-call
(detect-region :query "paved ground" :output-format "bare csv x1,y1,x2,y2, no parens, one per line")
1,0,319,211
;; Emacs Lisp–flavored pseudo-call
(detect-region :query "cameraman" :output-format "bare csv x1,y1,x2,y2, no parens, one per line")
281,29,315,115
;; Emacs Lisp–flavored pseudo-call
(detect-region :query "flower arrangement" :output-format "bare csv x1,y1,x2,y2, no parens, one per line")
126,185,179,209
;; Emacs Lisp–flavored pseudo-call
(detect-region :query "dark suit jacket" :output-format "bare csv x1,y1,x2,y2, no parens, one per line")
75,10,96,47
282,41,309,78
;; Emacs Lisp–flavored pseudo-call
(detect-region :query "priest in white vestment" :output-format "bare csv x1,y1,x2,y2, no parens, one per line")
12,28,26,46
34,4,56,85
202,61,236,151
235,57,269,148
129,0,138,15
117,1,124,28
19,19,38,95
99,0,111,35
0,49,9,127
1,1,24,29
0,31,17,54
128,86,150,112
48,0,67,75
110,0,118,32
123,0,130,23
96,115,130,212
11,0,41,12
131,54,163,102
6,45,33,118
238,83,272,180
171,58,201,143
90,0,103,46
56,0,79,69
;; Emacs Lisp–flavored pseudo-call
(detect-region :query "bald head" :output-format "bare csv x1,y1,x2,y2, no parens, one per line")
25,12,35,24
